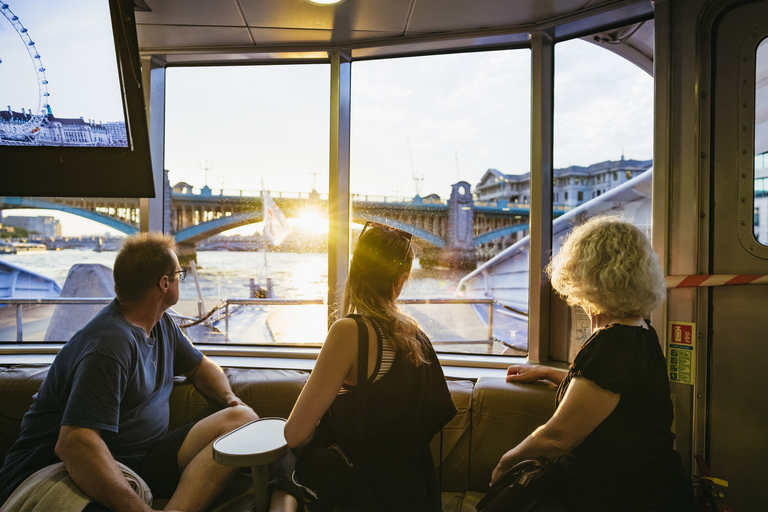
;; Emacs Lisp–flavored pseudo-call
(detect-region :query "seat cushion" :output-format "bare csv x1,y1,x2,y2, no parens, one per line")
469,377,556,491
0,364,50,461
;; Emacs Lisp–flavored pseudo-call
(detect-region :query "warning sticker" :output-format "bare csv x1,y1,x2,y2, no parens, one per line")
668,322,696,385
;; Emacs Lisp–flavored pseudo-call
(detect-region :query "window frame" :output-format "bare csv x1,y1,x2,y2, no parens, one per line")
736,27,768,258
0,5,657,368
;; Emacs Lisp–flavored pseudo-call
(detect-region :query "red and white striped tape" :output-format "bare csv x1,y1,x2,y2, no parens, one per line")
666,275,768,288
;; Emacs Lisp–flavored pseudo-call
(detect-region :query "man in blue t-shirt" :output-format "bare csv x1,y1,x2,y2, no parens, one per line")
0,233,260,512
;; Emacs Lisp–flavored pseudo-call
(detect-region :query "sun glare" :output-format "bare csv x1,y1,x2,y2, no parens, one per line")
292,208,328,234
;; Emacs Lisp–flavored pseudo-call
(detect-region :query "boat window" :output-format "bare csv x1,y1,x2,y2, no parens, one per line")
0,205,133,342
550,30,654,360
0,64,332,345
164,64,331,345
754,37,768,246
351,49,531,356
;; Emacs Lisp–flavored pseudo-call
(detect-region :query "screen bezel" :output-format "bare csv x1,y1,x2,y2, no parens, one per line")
0,0,154,198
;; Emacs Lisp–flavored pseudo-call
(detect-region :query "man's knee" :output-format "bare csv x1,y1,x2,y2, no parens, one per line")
216,405,259,433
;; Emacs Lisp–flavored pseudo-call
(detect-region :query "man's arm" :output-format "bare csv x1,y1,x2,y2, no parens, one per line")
184,356,249,408
55,426,153,512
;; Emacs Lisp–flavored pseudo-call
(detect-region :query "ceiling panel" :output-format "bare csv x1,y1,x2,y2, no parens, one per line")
135,0,246,27
137,25,254,49
406,0,615,33
249,27,402,45
238,0,412,32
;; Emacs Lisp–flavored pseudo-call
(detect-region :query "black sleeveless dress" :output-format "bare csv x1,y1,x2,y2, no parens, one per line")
318,321,456,512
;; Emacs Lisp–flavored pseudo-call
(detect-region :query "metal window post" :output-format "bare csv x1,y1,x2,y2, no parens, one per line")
328,52,352,328
528,30,555,363
140,57,167,233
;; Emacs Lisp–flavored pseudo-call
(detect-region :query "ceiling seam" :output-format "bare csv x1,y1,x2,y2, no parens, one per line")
402,0,418,36
233,0,256,45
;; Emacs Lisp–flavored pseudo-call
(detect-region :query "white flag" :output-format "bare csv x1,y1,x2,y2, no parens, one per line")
262,189,292,246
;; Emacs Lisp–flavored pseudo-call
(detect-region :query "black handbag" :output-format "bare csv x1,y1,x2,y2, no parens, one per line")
476,457,556,512
292,314,374,507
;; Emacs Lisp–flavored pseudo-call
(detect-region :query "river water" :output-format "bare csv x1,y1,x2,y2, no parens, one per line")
0,250,469,302
1,250,508,350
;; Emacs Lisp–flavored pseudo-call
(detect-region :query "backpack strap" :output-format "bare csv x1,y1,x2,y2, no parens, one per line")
347,314,370,452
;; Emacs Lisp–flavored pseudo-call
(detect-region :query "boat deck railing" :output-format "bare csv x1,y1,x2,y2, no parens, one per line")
222,297,503,351
1,297,525,354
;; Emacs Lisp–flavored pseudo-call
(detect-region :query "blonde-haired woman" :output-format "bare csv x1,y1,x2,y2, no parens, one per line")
490,216,695,512
285,222,456,511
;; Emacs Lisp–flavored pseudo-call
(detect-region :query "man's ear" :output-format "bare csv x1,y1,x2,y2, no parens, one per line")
159,275,169,292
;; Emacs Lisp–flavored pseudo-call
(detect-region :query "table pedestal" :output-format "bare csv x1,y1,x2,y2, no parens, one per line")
212,417,289,512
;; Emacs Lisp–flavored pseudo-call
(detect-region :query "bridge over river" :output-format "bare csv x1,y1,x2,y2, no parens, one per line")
0,181,569,268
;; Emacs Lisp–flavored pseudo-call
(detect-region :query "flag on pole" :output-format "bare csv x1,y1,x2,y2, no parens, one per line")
262,189,292,246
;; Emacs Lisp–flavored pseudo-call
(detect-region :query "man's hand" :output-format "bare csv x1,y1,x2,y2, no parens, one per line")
186,357,257,412
225,396,247,408
55,426,153,512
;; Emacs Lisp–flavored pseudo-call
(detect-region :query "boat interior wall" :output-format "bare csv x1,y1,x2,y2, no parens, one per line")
702,2,768,509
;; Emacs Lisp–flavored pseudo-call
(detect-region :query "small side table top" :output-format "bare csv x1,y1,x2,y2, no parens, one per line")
213,417,289,468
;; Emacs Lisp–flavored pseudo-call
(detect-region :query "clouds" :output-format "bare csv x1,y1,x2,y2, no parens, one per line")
553,39,653,168
164,41,651,203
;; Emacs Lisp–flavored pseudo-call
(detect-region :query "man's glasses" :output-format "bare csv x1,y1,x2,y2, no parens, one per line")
359,221,413,266
168,268,187,282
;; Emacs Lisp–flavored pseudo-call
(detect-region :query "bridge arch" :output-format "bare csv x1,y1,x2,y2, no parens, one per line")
175,211,263,244
352,212,445,248
0,197,137,235
473,223,529,246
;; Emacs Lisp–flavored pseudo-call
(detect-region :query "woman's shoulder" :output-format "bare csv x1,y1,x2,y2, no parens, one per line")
578,324,657,366
327,317,359,341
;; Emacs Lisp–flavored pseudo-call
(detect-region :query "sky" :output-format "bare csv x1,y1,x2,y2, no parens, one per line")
1,5,654,236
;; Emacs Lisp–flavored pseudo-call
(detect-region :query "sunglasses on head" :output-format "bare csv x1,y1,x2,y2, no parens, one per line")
359,221,413,266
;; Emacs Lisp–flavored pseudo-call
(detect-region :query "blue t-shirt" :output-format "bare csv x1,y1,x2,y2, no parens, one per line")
0,300,203,503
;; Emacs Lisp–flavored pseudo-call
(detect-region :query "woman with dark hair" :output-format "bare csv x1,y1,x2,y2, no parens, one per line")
490,216,695,512
285,221,456,511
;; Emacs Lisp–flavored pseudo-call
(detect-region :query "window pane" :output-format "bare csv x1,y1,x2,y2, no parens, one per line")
351,50,531,355
0,207,134,342
552,29,654,358
754,37,768,245
164,64,331,345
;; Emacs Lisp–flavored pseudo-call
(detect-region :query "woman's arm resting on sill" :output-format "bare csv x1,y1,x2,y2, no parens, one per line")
491,376,619,484
284,318,358,448
506,364,568,385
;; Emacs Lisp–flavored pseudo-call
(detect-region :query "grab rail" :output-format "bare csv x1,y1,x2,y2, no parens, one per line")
1,297,506,353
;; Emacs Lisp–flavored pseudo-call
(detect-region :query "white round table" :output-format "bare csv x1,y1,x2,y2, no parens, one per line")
212,417,289,512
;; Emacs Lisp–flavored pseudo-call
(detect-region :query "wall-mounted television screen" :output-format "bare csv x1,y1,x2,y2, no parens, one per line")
0,0,153,197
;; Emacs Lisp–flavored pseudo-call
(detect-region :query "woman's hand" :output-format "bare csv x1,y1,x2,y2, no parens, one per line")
506,364,567,385
490,452,514,485
507,364,548,383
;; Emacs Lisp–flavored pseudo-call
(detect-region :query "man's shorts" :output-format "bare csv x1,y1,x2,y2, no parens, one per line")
136,421,197,500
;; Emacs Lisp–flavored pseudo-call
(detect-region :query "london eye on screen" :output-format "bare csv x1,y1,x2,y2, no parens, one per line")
0,0,128,147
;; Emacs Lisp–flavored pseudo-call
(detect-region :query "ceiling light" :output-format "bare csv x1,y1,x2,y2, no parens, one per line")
306,0,345,5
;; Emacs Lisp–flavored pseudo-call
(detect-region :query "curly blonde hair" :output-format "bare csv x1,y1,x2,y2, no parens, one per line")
547,216,665,318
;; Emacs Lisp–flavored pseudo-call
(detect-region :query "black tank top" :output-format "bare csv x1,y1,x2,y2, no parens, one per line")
321,319,456,511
